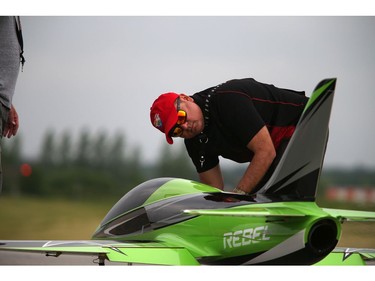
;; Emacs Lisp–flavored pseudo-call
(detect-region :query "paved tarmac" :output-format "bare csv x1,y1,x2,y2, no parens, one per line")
0,250,124,265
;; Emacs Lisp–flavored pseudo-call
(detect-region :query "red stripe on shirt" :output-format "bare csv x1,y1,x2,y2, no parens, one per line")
268,125,296,149
217,90,305,107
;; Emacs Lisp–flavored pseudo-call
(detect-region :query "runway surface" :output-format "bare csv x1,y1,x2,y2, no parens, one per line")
0,250,123,265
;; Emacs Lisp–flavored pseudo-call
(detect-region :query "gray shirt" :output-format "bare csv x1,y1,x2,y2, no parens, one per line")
0,16,21,109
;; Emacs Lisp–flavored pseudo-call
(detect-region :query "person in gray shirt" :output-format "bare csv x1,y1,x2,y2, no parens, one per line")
0,16,25,191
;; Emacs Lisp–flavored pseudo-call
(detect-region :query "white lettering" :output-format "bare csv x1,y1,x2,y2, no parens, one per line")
232,230,242,248
223,232,233,249
252,226,262,244
262,225,270,241
223,225,271,249
242,228,253,246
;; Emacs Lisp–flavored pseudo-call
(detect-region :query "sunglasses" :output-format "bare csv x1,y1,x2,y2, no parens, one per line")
169,98,187,138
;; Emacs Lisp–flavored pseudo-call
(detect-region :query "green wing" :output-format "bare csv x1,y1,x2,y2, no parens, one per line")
0,240,199,265
322,208,375,222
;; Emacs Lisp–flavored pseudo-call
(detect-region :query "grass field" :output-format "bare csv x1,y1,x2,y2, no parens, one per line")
0,196,115,239
0,196,374,248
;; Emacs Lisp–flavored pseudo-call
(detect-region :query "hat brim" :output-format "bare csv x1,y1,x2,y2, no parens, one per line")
164,112,177,145
166,134,174,144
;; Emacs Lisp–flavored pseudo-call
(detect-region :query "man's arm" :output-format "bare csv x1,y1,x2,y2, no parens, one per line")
199,164,225,190
235,126,276,194
3,104,19,138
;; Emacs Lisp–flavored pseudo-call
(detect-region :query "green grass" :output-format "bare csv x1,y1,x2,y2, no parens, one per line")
0,196,115,239
0,196,374,248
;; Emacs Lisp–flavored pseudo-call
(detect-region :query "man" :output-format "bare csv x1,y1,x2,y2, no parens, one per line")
150,78,308,194
0,16,24,192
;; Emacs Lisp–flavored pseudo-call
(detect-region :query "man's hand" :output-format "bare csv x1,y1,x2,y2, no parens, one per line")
232,186,247,195
3,104,19,138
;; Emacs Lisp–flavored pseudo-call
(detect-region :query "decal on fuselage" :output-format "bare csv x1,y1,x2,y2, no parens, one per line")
223,226,270,249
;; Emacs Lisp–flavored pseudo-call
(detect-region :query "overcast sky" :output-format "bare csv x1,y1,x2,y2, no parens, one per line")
9,16,375,168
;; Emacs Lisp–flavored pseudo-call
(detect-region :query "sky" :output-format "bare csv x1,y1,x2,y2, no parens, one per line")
4,12,375,169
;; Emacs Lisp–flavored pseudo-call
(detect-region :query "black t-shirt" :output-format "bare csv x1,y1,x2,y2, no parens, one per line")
184,78,308,173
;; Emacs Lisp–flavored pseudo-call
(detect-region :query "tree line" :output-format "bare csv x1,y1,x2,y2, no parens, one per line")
1,128,198,200
1,128,374,201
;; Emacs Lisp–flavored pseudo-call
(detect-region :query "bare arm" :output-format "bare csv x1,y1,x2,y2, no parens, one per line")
199,164,224,190
236,126,276,194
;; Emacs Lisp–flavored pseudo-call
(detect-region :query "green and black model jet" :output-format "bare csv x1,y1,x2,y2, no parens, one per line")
1,78,375,265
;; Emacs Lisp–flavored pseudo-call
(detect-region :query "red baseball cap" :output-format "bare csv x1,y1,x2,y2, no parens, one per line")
150,92,179,144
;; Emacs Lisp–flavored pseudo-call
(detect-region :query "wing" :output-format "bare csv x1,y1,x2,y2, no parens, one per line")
0,240,199,265
322,208,375,222
315,247,375,265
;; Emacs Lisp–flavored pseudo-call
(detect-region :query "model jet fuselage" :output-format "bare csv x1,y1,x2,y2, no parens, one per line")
92,177,339,265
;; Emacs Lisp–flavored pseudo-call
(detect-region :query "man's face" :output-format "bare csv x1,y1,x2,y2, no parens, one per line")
170,95,204,140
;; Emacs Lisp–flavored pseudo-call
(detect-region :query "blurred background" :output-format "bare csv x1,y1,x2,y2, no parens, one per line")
0,15,374,248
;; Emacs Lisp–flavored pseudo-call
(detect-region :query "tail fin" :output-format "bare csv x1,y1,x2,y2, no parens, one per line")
257,78,337,200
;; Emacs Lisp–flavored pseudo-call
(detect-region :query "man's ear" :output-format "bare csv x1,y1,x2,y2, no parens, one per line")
179,94,194,102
